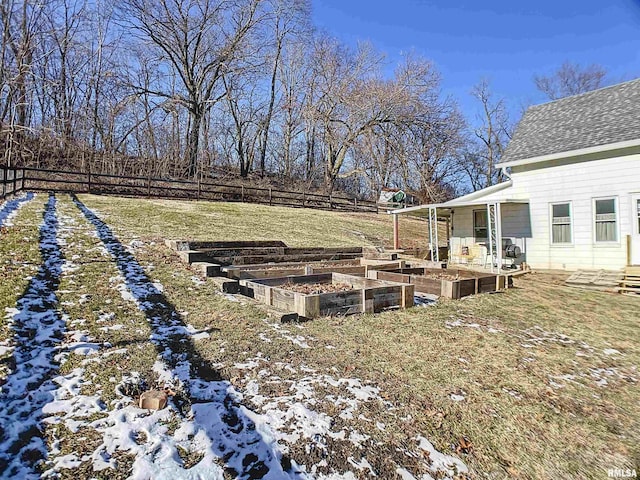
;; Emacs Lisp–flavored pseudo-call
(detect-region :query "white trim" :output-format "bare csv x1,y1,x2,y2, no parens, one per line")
549,201,573,246
472,208,488,242
497,138,640,169
633,194,640,236
390,181,520,215
592,196,620,244
442,180,513,204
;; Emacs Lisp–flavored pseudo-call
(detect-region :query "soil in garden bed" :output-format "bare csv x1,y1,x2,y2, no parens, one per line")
420,272,460,281
280,282,354,294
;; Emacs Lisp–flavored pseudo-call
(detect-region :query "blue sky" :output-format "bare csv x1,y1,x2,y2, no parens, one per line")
311,0,640,124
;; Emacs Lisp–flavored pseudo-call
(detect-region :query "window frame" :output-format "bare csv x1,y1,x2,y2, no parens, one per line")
592,196,619,244
473,208,488,242
549,201,573,246
635,197,640,236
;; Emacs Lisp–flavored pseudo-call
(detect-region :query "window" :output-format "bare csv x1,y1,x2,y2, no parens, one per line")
551,203,572,244
594,198,617,242
636,199,640,234
473,209,487,241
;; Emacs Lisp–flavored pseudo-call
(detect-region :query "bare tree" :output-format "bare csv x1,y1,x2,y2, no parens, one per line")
534,61,607,100
308,39,447,192
463,79,511,190
120,0,264,178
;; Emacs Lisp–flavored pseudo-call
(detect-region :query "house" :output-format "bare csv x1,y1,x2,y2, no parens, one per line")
392,78,640,271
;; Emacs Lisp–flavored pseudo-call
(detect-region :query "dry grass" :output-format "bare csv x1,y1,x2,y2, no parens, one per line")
77,194,638,479
76,194,428,248
1,193,638,479
300,278,640,478
0,197,44,377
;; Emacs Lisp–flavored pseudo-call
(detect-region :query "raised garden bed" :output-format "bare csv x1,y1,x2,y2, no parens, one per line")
168,239,364,265
166,240,287,251
223,259,408,280
367,267,510,299
241,273,414,318
179,249,363,265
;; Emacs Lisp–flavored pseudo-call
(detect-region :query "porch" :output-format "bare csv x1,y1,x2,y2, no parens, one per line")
391,197,531,273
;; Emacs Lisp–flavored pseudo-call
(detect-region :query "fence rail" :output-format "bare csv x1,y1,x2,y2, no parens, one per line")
0,166,25,199
0,165,379,213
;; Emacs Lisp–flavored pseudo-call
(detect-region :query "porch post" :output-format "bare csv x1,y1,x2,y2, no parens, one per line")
428,206,439,263
487,203,494,273
393,213,399,249
496,202,503,271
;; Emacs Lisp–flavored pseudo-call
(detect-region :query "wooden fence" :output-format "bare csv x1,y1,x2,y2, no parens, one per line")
0,166,25,199
0,165,378,213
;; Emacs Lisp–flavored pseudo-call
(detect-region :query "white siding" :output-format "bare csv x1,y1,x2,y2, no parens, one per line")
450,152,640,270
451,203,530,266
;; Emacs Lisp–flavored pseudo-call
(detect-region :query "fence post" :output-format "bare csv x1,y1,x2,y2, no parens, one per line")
21,168,25,192
329,193,333,210
302,192,306,207
197,177,201,200
269,188,272,205
354,197,357,209
12,167,17,195
147,171,152,198
1,165,6,199
87,170,92,194
241,185,244,202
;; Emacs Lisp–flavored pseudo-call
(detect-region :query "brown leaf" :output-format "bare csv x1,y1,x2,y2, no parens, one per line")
455,436,473,454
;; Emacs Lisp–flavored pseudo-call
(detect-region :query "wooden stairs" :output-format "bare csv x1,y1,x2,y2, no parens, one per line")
620,266,640,296
565,269,624,292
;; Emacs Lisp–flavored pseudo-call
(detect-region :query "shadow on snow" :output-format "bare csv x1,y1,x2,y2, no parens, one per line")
0,191,34,227
70,194,300,479
0,194,64,478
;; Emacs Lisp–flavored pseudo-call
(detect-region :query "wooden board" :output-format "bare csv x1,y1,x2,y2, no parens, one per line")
359,259,406,269
167,240,288,251
210,252,362,266
285,247,363,255
566,269,624,292
369,268,505,299
190,262,222,277
222,258,360,273
240,273,413,318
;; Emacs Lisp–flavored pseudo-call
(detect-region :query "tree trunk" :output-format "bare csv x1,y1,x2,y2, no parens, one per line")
187,106,202,178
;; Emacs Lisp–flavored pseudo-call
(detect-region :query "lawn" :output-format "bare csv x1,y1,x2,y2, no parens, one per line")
0,193,638,480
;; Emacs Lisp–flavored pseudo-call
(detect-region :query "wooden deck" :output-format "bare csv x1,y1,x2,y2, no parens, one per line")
620,266,640,296
564,268,640,296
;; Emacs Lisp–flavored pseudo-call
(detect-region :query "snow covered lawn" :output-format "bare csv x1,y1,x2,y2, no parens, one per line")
1,192,638,479
0,194,468,479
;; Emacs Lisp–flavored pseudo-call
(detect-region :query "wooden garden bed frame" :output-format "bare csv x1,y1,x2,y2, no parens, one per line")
224,261,364,280
241,272,414,318
223,259,406,280
367,267,510,299
178,248,363,265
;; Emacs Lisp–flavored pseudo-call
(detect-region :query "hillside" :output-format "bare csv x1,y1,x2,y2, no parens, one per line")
80,194,429,248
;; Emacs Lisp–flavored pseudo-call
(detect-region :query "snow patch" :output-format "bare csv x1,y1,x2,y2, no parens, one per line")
0,195,66,478
0,191,34,227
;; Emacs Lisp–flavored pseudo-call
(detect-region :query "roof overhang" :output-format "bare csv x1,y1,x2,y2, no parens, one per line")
497,138,640,169
390,180,520,217
391,197,529,217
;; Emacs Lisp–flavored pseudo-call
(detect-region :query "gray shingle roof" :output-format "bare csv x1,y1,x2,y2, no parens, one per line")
501,78,640,163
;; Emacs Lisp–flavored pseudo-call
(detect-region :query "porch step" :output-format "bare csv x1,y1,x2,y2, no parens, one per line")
565,269,624,290
619,267,640,296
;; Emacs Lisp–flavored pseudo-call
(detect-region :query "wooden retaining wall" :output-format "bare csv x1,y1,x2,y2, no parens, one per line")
242,272,414,317
368,268,509,299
